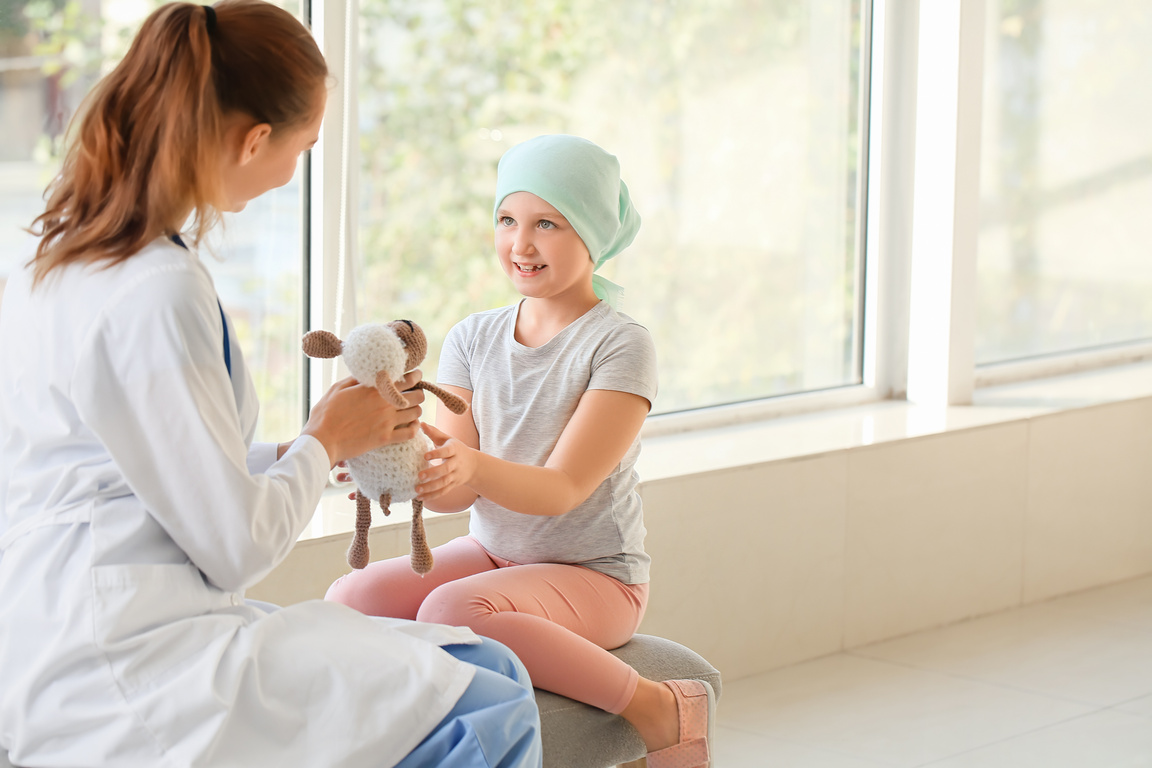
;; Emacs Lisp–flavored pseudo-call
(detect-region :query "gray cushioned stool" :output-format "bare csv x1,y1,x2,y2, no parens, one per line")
536,634,722,768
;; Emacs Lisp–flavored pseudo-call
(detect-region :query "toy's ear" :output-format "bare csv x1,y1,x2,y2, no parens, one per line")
302,330,343,359
374,370,411,410
388,320,428,369
417,381,468,415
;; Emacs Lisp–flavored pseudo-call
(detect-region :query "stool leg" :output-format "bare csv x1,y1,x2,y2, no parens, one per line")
618,759,647,768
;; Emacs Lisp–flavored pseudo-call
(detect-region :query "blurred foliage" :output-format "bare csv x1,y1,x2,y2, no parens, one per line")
12,0,869,424
0,0,40,43
976,0,1152,363
355,0,862,411
9,0,305,440
9,0,1152,423
24,0,103,86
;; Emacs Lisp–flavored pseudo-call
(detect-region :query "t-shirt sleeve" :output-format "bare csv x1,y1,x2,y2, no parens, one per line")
436,319,474,391
588,321,658,406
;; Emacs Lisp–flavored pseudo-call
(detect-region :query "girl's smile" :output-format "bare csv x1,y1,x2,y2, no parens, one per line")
495,191,596,305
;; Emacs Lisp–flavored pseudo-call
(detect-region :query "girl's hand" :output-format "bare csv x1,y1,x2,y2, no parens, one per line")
416,422,479,501
331,460,357,500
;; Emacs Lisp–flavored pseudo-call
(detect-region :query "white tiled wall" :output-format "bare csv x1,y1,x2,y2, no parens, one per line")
635,398,1152,682
639,454,849,679
1023,399,1152,603
842,423,1029,647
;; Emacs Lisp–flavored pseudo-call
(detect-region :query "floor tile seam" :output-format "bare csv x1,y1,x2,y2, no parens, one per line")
1103,695,1152,721
875,577,1152,634
714,723,903,767
1079,616,1152,635
1030,600,1152,632
841,649,1107,708
847,612,1152,664
907,707,1118,768
851,599,1152,642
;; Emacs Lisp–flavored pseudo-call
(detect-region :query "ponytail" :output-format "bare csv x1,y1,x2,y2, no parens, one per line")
28,0,328,285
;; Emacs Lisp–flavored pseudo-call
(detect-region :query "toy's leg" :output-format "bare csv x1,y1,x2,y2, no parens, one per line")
347,490,373,570
409,499,434,575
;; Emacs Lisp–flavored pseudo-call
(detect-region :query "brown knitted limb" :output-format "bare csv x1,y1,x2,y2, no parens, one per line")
409,499,434,575
347,490,373,570
416,381,468,415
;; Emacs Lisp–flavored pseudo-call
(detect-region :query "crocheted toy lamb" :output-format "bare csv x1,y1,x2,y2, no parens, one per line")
302,320,467,574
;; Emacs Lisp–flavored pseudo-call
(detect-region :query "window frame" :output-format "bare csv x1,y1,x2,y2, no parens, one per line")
301,0,1152,438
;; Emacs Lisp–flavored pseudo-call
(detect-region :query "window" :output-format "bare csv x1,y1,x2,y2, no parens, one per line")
976,0,1152,364
15,1,1146,440
353,0,871,415
0,0,305,440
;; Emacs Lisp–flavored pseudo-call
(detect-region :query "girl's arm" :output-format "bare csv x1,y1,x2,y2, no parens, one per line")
418,386,650,517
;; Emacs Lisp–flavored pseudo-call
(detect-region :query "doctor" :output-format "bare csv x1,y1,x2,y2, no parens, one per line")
0,1,542,766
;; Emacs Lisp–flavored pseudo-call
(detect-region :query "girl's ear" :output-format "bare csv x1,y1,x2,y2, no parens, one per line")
239,123,273,165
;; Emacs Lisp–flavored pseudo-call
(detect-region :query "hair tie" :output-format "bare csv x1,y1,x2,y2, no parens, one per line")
203,4,217,33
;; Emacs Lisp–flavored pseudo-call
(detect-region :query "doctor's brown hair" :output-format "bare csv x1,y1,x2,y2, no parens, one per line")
28,0,328,285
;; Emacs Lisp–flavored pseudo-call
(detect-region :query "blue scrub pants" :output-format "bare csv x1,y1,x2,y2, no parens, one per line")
394,638,543,768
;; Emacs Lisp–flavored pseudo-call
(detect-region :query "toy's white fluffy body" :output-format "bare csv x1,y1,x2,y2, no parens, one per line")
347,434,429,503
341,324,426,504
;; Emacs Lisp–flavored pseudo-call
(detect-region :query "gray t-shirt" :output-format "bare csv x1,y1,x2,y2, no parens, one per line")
437,300,657,584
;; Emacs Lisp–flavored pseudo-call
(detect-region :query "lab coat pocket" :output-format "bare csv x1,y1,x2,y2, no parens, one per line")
91,562,234,693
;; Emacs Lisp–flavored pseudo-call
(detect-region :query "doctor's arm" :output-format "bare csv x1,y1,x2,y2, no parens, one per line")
74,272,422,593
418,387,650,517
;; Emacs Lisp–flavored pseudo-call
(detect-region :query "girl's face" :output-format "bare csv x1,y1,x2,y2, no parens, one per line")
219,90,326,212
495,191,596,304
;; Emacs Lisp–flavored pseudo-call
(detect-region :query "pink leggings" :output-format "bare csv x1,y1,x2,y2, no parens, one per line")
325,535,648,714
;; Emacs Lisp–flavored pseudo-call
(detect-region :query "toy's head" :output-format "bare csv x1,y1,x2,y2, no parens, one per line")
389,319,428,370
302,320,426,409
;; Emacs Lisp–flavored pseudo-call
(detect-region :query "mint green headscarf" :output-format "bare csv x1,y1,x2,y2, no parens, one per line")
493,134,641,307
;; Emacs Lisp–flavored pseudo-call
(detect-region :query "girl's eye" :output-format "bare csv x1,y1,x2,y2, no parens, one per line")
499,216,515,226
538,220,555,230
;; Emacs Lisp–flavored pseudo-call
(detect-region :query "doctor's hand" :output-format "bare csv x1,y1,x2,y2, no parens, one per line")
415,422,479,502
302,375,424,467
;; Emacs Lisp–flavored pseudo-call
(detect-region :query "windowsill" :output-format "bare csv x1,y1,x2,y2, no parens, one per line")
297,360,1152,542
637,360,1152,482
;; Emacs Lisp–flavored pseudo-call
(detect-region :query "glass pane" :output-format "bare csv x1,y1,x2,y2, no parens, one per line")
0,0,305,440
355,0,867,414
977,0,1152,364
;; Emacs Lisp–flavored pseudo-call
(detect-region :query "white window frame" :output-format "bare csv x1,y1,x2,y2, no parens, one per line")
303,0,1152,433
308,0,360,406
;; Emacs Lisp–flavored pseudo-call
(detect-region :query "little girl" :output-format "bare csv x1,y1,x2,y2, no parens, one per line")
0,3,540,766
326,134,714,767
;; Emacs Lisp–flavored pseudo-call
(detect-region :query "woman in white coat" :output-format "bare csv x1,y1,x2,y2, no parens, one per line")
0,2,542,766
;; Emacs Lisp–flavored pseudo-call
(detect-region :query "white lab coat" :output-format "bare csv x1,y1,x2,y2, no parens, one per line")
0,239,478,767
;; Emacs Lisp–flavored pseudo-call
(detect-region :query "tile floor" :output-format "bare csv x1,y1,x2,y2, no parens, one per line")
712,574,1152,767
